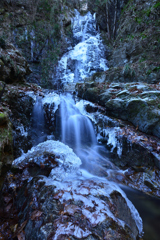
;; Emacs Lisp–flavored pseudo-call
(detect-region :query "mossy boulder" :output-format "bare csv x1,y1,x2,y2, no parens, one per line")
0,111,13,174
0,112,8,125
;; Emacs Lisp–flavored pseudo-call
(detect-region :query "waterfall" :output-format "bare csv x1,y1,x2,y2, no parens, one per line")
54,10,108,87
30,29,35,61
22,10,143,237
31,97,47,145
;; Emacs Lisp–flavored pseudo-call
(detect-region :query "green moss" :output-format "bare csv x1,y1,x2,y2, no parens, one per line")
0,59,4,67
140,32,147,39
0,112,8,125
153,66,160,72
135,17,142,24
127,34,134,40
153,2,160,9
121,0,134,14
0,112,5,117
0,121,13,163
142,7,152,17
146,69,152,75
139,58,146,63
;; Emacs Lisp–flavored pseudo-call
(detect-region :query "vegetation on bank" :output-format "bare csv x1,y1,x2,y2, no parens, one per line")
0,110,13,172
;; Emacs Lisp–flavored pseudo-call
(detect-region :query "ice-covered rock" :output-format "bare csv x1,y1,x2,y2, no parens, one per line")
12,140,81,173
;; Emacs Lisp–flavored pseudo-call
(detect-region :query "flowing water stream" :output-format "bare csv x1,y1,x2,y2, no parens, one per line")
54,10,159,239
13,9,160,239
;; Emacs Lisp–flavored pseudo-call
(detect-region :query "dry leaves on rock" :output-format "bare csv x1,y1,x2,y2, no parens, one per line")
31,210,43,220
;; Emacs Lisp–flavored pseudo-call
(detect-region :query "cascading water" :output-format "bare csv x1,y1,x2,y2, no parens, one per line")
59,93,117,175
13,10,143,238
55,10,119,176
54,10,108,87
31,96,47,145
60,94,96,150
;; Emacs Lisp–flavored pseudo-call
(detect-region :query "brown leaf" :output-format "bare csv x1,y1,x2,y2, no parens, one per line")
31,210,43,220
141,137,148,141
4,196,12,204
20,220,27,231
5,203,12,212
17,231,25,240
10,224,18,233
13,220,27,238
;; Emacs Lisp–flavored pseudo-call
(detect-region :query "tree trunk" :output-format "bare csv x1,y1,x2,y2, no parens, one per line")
113,0,117,39
106,2,110,41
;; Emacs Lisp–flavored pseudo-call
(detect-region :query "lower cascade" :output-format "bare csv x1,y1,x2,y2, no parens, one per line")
6,8,148,240
60,93,97,150
12,92,143,239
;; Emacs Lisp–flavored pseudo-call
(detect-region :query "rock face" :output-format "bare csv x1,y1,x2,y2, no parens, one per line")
3,140,142,240
0,42,31,83
0,0,78,87
107,0,160,84
111,0,160,67
76,82,160,139
0,82,46,162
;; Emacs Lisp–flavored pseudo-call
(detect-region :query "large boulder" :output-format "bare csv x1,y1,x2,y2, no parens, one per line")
3,140,143,240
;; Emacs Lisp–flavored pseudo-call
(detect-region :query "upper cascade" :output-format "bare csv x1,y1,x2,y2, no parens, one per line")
72,10,97,42
54,10,108,87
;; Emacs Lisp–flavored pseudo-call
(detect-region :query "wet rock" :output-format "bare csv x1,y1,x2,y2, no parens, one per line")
1,83,40,158
17,177,140,240
0,111,8,125
77,99,160,196
76,82,160,139
7,90,34,157
8,140,143,240
42,92,60,132
12,140,82,172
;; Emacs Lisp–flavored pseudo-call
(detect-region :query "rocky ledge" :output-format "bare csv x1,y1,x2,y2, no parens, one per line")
76,81,160,138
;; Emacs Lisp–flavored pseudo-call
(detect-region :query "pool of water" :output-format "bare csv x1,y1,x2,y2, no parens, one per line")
122,186,160,240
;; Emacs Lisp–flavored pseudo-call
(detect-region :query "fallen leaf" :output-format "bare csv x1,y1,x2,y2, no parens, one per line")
5,203,12,212
17,231,25,240
141,137,148,141
31,210,43,220
19,220,27,231
13,220,27,238
10,224,18,233
4,196,12,204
